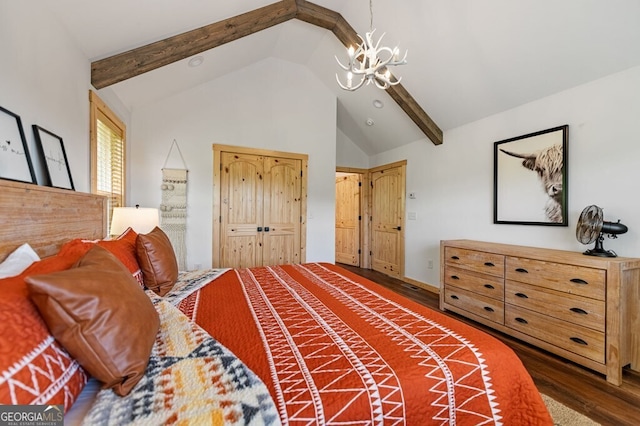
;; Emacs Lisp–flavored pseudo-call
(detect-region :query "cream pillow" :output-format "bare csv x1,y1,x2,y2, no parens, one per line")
0,243,40,279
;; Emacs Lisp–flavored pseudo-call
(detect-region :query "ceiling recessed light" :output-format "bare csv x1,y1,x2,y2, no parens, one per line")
366,118,375,126
188,56,204,67
373,99,384,109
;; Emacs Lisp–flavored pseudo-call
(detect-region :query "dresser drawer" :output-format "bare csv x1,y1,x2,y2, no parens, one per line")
444,266,504,300
444,247,504,277
444,286,504,325
505,281,605,332
506,257,605,301
506,305,605,364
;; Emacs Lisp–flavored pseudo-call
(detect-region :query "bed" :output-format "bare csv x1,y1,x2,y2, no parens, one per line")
0,180,552,425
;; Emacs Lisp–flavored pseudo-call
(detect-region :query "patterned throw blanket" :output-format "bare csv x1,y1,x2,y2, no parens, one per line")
83,293,280,425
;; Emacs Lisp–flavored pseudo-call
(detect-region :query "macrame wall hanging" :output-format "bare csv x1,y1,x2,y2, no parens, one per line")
161,140,188,270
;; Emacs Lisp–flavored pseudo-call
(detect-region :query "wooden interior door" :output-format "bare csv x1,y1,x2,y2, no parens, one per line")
262,156,302,265
370,163,405,278
214,145,308,269
335,172,361,266
219,152,264,268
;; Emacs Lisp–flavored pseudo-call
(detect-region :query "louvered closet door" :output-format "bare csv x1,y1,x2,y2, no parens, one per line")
262,157,302,266
220,152,264,268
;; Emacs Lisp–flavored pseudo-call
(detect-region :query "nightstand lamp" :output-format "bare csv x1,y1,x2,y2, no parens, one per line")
109,205,159,237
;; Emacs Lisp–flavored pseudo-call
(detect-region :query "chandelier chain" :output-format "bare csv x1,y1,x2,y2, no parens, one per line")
369,0,373,31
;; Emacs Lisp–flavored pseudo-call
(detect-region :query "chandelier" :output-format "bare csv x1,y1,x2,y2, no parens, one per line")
335,0,408,91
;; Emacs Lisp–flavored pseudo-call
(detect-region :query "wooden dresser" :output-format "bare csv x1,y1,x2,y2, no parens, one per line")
440,239,640,385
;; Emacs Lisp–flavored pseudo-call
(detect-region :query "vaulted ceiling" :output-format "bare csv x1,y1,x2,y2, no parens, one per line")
40,0,640,154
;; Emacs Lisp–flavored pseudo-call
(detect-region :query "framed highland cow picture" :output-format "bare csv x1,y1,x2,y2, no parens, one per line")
493,125,568,226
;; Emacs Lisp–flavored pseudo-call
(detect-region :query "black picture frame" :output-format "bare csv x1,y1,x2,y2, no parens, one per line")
493,125,568,226
0,106,36,184
32,125,75,190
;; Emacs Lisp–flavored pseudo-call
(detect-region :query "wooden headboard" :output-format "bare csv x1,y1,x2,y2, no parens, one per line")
0,179,107,260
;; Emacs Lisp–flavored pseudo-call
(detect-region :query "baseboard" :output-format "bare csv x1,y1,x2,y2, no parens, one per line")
403,276,439,294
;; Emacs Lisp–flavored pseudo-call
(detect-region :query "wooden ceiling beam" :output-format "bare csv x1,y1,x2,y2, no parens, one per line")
91,2,297,89
90,0,443,145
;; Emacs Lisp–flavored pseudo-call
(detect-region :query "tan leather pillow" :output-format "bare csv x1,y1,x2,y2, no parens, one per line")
25,245,159,396
136,226,178,296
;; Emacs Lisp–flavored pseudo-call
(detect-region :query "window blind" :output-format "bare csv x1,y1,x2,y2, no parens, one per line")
96,113,124,216
90,91,126,227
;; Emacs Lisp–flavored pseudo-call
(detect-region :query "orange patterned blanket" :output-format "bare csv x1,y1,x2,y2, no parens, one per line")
182,263,552,425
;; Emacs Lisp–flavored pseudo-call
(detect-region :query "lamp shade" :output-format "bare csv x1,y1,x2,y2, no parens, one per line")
110,206,160,236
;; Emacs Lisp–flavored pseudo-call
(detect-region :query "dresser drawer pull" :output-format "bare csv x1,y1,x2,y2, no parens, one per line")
484,262,495,267
484,306,495,313
515,268,529,273
515,292,529,299
484,284,495,289
570,278,588,285
570,307,588,315
451,256,460,260
450,295,459,300
570,337,588,346
450,275,460,280
515,317,528,324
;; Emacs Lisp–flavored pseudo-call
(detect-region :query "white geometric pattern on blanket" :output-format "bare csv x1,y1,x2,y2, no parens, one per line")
238,267,405,425
295,263,502,426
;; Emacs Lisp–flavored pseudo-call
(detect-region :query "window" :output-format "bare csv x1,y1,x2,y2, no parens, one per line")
89,91,126,224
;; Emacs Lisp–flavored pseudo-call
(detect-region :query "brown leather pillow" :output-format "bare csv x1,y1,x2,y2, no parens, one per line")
136,226,178,296
25,245,159,396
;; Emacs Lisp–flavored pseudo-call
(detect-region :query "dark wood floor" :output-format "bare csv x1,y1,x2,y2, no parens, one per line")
338,264,640,426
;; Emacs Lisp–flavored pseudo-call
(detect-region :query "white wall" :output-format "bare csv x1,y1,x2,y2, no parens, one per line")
0,2,95,192
336,128,369,169
129,57,337,270
370,65,640,288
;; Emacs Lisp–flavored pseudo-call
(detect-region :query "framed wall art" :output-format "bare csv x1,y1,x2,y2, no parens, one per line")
493,125,568,226
0,105,36,184
32,125,75,190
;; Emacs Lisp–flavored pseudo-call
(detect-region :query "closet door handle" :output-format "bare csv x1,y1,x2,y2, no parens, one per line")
257,227,263,232
570,307,588,315
264,227,270,232
570,278,588,285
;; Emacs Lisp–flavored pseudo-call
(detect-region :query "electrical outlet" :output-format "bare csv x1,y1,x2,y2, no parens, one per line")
427,259,433,269
408,211,417,220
